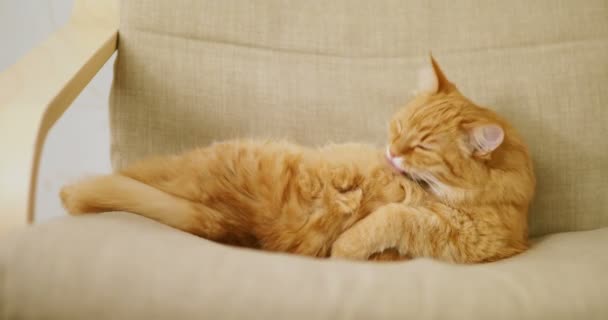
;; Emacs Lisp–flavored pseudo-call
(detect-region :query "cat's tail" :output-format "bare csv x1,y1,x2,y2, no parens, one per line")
60,174,218,234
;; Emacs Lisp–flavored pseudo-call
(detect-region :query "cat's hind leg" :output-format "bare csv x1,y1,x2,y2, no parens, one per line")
60,174,226,238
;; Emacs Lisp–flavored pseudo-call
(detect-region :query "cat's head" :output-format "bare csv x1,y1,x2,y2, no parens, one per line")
386,56,534,204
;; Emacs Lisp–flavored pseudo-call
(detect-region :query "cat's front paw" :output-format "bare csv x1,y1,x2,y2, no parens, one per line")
334,188,363,215
368,249,410,262
331,237,369,260
296,168,322,200
329,165,360,192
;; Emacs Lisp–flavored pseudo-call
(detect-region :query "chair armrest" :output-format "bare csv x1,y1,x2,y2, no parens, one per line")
0,0,118,232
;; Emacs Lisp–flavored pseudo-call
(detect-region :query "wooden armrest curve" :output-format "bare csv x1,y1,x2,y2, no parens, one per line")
0,0,119,231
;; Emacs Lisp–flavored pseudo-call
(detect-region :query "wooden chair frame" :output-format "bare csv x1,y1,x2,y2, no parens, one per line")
0,0,119,231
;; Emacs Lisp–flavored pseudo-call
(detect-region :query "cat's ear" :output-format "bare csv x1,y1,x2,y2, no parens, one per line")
469,124,504,156
417,54,456,94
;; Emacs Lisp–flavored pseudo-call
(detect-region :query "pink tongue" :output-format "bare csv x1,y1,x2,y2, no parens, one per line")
385,155,404,174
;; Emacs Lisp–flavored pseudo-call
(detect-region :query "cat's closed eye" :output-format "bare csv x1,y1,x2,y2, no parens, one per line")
415,144,431,151
389,121,403,142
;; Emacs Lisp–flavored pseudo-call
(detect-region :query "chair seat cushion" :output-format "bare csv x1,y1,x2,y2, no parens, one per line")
1,213,607,319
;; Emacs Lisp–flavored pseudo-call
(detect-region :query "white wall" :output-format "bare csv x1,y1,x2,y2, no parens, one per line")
1,0,114,222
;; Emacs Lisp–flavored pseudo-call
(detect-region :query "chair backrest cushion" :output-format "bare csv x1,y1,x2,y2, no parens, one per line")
110,0,608,236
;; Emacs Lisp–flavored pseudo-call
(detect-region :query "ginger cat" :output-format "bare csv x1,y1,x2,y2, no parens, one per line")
61,56,535,263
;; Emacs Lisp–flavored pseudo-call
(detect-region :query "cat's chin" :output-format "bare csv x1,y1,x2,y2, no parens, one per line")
387,160,405,174
397,168,431,189
404,172,430,189
384,148,431,189
386,161,429,188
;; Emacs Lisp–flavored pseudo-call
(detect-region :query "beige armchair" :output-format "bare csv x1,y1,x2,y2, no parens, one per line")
1,0,607,319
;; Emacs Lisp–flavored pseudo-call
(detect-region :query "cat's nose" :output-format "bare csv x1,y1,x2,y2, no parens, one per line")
388,147,398,158
386,146,397,158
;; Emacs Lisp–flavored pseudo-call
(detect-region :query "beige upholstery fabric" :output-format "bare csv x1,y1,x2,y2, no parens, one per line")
1,212,607,319
110,0,608,236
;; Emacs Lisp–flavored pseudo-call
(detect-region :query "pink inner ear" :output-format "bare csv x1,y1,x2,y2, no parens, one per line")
474,124,504,152
484,125,503,143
